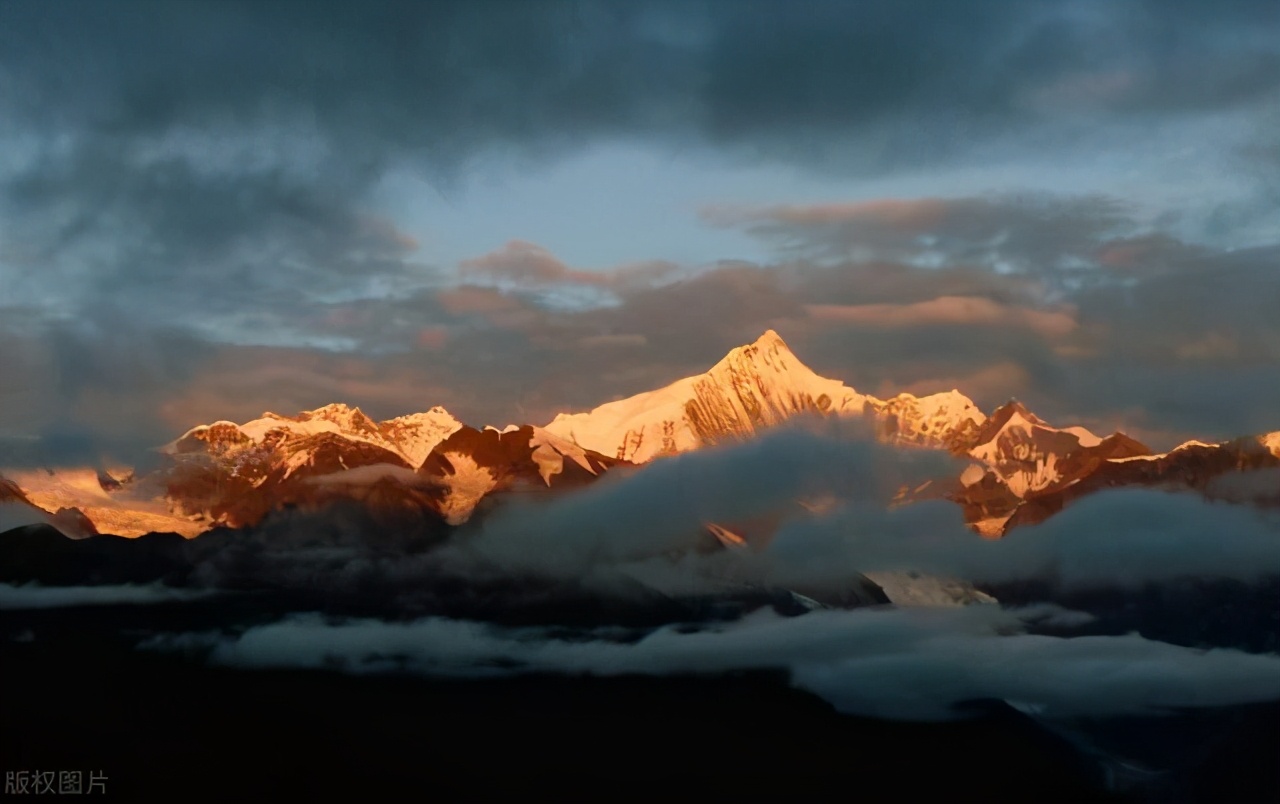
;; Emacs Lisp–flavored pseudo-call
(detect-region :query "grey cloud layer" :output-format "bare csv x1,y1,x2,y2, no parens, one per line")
8,1,1273,168
0,582,217,610
153,603,1280,721
765,490,1280,592
456,422,950,580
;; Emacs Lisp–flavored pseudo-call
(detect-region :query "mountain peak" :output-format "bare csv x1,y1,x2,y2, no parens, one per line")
544,329,875,462
165,401,465,475
712,329,798,373
305,402,358,415
543,328,999,461
990,399,1044,425
752,329,789,349
300,402,369,422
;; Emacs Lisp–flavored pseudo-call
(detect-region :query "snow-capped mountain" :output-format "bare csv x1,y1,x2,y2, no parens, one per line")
145,403,472,528
999,434,1280,531
544,329,987,461
946,407,1280,535
965,401,1151,487
166,402,464,469
2,329,1276,541
119,407,622,530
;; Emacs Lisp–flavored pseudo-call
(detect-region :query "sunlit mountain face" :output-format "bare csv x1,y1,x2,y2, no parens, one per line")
2,1,1279,801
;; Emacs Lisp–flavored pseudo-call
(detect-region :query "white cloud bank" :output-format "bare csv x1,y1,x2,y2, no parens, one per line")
145,603,1280,722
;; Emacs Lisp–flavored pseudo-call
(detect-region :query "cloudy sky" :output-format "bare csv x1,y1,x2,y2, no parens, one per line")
1,0,1277,463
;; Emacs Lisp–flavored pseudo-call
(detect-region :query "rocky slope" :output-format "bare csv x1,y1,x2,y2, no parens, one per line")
418,425,622,524
156,407,624,529
948,407,1280,535
0,404,625,536
998,434,1280,531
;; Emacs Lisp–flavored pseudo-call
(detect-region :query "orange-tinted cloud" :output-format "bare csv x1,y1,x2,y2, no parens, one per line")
805,296,1078,338
460,241,683,291
436,286,525,315
879,362,1033,407
461,240,609,286
427,285,539,335
416,326,450,350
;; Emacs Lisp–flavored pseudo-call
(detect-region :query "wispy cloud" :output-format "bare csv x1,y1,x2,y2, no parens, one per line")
0,582,216,609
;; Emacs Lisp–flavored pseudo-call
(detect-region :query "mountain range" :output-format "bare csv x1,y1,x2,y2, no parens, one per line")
2,330,1277,542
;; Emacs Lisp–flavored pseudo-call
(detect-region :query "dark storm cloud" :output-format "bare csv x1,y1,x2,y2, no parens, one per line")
2,0,1278,452
4,1,1275,159
3,0,1277,323
1055,248,1280,438
2,142,425,330
0,309,217,465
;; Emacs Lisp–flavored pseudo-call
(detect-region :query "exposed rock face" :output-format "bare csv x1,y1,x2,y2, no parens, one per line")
544,330,986,462
941,407,1280,536
940,400,1155,533
964,401,1149,495
143,403,471,530
868,390,988,453
418,425,623,524
164,431,417,528
5,400,625,537
1001,435,1280,531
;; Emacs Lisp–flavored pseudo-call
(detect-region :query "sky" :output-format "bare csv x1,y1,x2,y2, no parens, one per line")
1,0,1278,464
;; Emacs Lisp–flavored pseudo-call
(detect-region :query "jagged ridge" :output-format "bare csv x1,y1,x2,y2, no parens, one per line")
3,330,1277,541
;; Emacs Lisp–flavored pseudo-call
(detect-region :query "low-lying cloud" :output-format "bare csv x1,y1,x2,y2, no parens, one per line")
0,582,216,609
148,603,1280,721
763,488,1280,591
453,423,952,579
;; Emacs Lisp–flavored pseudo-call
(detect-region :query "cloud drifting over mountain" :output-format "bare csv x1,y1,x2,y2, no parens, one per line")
764,490,1280,592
